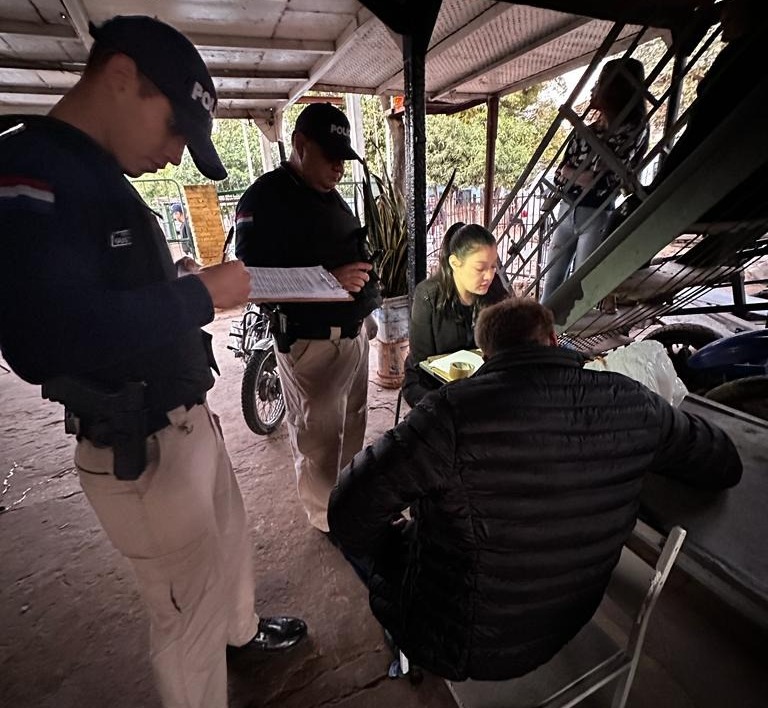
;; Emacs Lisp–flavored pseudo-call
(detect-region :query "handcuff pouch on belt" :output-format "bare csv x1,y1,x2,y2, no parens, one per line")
42,377,148,481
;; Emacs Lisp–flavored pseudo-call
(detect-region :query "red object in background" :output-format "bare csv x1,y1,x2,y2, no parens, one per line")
391,95,405,114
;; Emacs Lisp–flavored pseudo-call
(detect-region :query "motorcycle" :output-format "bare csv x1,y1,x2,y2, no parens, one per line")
687,328,768,421
227,303,286,435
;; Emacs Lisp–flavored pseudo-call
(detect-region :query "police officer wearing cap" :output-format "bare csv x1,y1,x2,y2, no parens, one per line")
235,103,381,534
0,15,306,708
171,201,193,253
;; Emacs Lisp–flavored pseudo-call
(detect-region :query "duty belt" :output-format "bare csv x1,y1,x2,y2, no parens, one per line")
78,399,203,445
290,322,362,340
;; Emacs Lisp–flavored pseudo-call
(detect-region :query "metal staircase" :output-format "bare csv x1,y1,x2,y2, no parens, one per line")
491,17,768,353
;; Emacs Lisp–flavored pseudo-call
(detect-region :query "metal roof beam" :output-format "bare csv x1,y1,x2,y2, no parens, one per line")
215,108,274,120
0,100,56,114
0,59,84,73
187,33,334,54
60,0,93,50
0,85,70,96
375,2,512,94
430,17,589,101
0,23,334,55
216,91,289,100
495,0,705,31
210,68,309,81
0,60,308,83
0,20,77,40
282,8,380,110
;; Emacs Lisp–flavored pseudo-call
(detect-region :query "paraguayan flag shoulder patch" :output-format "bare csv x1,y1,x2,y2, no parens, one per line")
0,176,55,214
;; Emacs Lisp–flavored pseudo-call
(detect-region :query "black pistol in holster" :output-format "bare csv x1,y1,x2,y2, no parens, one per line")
42,377,148,481
268,305,293,354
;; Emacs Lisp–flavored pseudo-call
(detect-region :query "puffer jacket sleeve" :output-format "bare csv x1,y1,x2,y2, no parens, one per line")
328,391,456,557
647,390,743,489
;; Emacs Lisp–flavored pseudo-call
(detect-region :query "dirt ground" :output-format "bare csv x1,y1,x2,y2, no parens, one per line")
0,308,453,708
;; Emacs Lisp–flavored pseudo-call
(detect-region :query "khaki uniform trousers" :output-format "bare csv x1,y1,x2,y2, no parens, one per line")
76,403,259,708
276,329,369,532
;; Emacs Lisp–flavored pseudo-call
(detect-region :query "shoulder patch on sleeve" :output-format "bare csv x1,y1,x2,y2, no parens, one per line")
0,176,55,213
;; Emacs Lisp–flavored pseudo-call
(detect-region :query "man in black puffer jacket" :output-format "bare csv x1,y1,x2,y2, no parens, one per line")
328,298,742,682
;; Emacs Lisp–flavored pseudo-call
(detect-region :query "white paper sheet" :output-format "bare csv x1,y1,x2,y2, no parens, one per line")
247,266,352,302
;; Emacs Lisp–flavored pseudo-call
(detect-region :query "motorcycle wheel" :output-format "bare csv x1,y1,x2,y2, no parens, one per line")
241,349,285,435
644,323,722,392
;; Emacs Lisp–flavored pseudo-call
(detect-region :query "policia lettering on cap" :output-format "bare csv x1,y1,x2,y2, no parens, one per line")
0,14,306,708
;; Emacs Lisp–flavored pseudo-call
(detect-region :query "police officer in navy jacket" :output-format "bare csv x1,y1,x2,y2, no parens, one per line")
0,16,305,708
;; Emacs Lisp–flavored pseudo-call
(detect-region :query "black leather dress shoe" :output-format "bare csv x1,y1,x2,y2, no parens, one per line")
234,616,307,652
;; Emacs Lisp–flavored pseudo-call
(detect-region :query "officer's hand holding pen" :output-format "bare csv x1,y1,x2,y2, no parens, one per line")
196,261,251,309
331,261,372,293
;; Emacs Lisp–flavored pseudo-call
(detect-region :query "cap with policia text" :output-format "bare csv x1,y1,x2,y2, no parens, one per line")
89,15,227,181
294,103,361,161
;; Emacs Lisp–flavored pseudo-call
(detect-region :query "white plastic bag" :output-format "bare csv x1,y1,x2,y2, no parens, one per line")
584,339,688,406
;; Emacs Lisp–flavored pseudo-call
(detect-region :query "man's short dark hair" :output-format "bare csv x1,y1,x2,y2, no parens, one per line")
475,298,554,356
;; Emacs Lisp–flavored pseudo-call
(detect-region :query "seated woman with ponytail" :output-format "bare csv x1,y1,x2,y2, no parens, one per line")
402,222,508,407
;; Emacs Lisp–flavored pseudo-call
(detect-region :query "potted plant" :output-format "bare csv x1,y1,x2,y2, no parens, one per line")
360,163,409,387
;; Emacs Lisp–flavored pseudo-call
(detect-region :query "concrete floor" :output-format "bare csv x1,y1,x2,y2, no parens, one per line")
1,308,766,707
0,309,454,708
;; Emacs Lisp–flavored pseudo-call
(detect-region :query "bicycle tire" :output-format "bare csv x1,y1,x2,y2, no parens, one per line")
241,349,285,435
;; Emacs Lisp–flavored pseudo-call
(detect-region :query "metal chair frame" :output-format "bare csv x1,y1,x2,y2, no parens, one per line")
448,525,687,708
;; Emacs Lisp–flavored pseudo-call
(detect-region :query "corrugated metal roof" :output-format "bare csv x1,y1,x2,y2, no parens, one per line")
0,0,710,129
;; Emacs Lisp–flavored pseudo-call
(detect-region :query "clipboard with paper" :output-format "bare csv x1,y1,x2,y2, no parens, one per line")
246,266,353,303
419,349,485,383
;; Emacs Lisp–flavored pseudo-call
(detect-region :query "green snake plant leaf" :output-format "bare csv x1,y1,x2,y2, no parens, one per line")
361,161,409,297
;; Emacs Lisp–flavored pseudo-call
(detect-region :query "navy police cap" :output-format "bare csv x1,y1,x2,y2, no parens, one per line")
89,15,227,181
294,103,361,162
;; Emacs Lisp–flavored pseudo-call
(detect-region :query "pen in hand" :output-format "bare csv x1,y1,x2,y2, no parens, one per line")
319,269,341,290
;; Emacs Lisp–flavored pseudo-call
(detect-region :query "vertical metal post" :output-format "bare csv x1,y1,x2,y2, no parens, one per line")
483,94,500,229
731,271,747,319
404,33,428,295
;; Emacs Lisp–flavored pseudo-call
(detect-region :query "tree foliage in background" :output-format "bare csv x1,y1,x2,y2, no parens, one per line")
133,119,266,202
425,85,564,191
361,95,390,174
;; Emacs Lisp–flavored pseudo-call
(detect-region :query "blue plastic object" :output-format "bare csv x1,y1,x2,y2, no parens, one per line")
688,329,768,379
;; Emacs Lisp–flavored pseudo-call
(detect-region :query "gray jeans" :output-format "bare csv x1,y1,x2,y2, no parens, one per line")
541,203,611,303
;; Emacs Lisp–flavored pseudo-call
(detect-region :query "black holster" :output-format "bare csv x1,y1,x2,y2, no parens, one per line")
42,377,148,481
269,306,293,353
